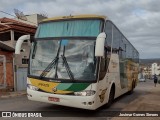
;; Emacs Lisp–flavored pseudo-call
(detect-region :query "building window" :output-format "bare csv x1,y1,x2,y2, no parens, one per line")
22,58,29,64
0,32,11,41
14,31,25,41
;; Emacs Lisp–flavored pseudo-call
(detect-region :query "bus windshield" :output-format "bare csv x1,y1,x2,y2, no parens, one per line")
29,39,97,81
29,19,103,81
35,19,102,38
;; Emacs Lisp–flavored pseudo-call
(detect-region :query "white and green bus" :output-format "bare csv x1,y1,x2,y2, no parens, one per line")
15,15,139,110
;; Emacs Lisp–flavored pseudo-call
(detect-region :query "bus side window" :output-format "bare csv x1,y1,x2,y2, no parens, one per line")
99,20,112,80
99,48,106,80
99,46,110,80
105,46,111,69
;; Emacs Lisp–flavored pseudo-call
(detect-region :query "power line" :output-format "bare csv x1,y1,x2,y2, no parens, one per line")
0,10,15,17
0,10,37,25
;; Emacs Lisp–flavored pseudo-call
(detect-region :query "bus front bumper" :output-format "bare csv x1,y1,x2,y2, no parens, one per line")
27,89,97,110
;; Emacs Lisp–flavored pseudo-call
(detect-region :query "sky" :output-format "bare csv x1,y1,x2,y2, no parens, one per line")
0,0,160,59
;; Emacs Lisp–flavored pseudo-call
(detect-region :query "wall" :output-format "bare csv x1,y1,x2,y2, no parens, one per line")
151,63,160,75
0,50,14,90
25,14,38,25
14,42,31,67
25,14,47,25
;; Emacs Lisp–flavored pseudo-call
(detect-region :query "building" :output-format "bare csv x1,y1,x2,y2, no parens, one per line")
0,42,14,91
0,17,37,91
138,65,145,79
151,63,160,76
14,14,47,26
139,63,160,80
143,66,152,79
25,14,47,25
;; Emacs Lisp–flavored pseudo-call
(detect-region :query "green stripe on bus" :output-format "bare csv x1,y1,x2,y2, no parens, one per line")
65,83,91,92
56,83,72,90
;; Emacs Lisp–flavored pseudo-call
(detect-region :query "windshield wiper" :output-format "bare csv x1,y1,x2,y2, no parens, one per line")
32,41,37,59
61,54,74,80
39,40,74,80
39,57,59,78
40,41,61,78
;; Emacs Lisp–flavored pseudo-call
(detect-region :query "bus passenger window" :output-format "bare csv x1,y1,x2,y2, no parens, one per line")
99,47,110,80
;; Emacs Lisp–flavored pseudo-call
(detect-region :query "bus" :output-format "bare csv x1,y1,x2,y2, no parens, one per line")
15,15,139,110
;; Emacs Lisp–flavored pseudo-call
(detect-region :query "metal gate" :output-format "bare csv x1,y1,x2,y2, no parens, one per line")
0,55,6,88
17,68,27,91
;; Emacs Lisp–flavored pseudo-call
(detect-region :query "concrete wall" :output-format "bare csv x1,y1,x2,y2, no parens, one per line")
37,14,47,24
14,42,31,68
0,50,14,90
151,63,160,75
25,14,47,25
25,14,38,25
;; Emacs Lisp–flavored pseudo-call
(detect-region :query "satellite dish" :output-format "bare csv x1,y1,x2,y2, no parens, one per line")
39,11,48,18
14,9,27,21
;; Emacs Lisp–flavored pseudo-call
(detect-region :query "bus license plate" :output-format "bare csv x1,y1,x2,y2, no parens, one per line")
48,97,60,102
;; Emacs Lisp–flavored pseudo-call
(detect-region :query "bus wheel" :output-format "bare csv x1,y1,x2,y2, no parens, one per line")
128,81,134,95
106,86,115,108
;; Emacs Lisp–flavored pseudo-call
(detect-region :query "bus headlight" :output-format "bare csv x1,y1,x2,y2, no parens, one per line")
74,90,96,96
27,84,39,91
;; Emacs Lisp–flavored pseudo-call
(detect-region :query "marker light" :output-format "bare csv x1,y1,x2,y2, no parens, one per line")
27,84,39,91
74,90,96,96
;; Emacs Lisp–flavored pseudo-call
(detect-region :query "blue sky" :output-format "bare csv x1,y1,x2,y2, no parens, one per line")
0,0,160,59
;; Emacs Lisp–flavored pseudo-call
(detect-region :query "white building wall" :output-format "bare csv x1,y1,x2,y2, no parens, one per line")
25,14,47,25
14,14,47,26
151,63,160,75
25,14,38,24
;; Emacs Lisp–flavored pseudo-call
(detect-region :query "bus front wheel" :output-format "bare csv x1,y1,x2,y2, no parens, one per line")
106,85,115,108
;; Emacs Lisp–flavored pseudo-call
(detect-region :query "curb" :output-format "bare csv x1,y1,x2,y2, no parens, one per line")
0,92,27,99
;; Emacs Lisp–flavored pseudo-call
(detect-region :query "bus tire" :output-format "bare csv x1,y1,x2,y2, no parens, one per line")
128,81,134,95
105,85,115,108
133,80,136,88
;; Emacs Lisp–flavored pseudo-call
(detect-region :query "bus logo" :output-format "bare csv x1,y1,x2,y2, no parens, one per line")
99,88,107,103
52,87,57,92
38,83,49,87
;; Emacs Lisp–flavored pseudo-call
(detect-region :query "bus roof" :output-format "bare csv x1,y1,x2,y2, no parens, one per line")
42,14,107,22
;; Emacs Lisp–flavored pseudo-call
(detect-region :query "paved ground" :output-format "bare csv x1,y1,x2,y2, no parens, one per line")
112,79,160,120
0,79,159,120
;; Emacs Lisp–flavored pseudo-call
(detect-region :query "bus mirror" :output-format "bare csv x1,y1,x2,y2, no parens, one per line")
95,32,106,57
15,35,30,54
30,36,34,43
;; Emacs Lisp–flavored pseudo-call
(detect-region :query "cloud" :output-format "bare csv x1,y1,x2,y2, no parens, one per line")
0,0,160,58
